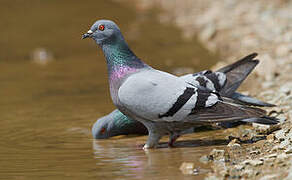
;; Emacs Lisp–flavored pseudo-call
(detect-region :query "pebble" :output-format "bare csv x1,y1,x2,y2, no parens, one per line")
242,169,254,178
227,139,241,149
276,153,288,164
275,129,287,141
234,164,244,170
250,150,260,155
209,149,226,161
284,164,292,180
242,159,264,166
279,83,292,95
253,124,271,134
272,145,281,151
279,139,290,149
266,153,277,159
266,134,275,142
31,48,54,65
260,174,279,180
204,175,220,180
179,162,195,175
199,155,209,164
262,81,274,88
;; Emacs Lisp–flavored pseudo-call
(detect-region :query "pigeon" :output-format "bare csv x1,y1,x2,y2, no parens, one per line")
92,59,274,140
83,20,278,149
92,109,148,139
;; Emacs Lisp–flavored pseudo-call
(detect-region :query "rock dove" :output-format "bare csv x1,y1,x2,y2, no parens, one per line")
92,109,147,139
83,20,278,149
92,58,274,140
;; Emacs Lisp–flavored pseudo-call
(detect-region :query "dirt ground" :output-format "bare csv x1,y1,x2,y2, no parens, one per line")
132,0,292,179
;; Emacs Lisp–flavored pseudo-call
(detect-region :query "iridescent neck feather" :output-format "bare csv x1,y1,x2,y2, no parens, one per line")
101,38,147,81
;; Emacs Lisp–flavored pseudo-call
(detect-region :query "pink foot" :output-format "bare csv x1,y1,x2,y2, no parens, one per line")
168,134,180,147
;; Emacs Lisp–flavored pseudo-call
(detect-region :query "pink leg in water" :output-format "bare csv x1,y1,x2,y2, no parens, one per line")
168,133,180,147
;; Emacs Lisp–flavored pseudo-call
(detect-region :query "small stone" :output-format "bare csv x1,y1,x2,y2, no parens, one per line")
260,174,279,180
250,150,260,155
199,155,209,164
266,153,277,158
266,134,275,142
253,124,271,134
253,123,280,134
227,139,241,149
276,153,288,164
241,129,253,138
180,162,195,175
242,169,254,178
209,149,225,161
275,129,286,141
242,159,263,166
230,143,241,149
284,163,292,180
204,175,220,180
234,164,244,170
279,139,290,149
262,81,274,88
250,160,264,166
272,145,281,151
280,84,292,95
285,147,292,154
252,136,266,143
31,48,54,65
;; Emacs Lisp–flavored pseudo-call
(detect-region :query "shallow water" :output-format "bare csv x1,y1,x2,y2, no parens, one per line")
0,0,223,179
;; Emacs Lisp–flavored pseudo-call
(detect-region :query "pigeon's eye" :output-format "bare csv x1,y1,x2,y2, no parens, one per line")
98,24,105,31
100,127,106,134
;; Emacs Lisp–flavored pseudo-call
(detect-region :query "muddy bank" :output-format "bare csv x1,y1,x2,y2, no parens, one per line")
132,0,292,179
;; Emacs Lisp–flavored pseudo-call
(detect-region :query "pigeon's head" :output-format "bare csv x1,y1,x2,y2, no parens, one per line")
82,20,122,45
92,115,115,139
92,110,128,139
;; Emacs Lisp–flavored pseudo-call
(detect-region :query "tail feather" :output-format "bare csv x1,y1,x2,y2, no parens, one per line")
241,116,278,125
217,53,258,73
231,92,275,107
218,53,259,97
188,98,278,125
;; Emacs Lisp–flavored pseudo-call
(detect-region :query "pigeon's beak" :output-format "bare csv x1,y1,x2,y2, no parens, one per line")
82,30,93,39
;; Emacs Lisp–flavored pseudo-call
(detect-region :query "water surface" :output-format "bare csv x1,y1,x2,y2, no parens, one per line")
0,1,223,179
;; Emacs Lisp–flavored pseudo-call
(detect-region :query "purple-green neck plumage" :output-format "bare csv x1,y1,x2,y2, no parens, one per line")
101,37,147,82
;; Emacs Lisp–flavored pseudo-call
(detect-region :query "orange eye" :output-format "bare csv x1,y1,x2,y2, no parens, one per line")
98,24,105,31
100,127,106,134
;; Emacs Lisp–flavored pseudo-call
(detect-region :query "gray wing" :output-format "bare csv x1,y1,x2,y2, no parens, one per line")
182,71,226,92
184,97,278,125
180,53,275,107
118,70,219,122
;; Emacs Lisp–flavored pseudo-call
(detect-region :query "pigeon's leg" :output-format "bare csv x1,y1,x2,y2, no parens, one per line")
143,130,162,149
168,133,180,147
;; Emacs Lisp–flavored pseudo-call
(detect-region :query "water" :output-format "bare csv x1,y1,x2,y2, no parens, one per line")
0,0,223,179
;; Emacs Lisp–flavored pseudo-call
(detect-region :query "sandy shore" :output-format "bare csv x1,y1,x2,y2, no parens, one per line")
133,0,292,179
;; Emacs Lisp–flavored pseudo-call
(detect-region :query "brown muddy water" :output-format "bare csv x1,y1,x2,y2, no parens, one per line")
0,0,225,179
